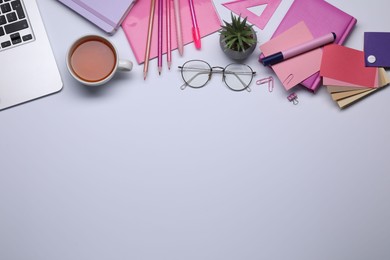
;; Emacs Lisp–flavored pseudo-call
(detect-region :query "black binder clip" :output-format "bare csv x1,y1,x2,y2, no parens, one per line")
287,92,299,105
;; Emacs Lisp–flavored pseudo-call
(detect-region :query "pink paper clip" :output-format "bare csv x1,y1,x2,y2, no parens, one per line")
287,92,299,105
256,76,274,92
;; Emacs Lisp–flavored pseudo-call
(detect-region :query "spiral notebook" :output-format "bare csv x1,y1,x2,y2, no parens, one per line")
260,0,357,92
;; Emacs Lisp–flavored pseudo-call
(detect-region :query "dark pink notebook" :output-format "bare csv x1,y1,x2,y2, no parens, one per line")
261,0,357,92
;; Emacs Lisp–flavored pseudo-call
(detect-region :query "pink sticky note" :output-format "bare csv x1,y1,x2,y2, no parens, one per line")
122,0,221,64
222,0,282,30
259,21,322,90
320,44,378,88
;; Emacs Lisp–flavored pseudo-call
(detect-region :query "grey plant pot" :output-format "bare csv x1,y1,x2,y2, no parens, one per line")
219,28,257,61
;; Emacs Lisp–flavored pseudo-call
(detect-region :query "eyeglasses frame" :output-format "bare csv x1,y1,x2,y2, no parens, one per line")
178,59,256,92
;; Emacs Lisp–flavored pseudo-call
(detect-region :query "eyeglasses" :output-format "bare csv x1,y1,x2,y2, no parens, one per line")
178,60,256,92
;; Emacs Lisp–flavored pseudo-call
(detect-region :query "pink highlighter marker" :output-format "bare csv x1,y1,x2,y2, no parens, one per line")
188,0,201,49
261,32,336,66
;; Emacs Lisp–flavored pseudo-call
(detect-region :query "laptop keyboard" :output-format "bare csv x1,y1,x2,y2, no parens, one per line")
0,0,34,51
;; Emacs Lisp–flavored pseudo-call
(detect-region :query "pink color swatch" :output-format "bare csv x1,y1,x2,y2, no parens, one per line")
320,44,378,88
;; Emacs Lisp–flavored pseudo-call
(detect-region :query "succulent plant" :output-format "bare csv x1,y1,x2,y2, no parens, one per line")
219,13,256,52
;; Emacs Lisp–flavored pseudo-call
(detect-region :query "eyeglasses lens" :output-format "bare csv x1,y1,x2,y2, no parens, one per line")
181,60,211,88
224,64,253,91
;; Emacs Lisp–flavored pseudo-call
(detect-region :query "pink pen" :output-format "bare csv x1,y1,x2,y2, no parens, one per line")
261,32,336,66
188,0,201,49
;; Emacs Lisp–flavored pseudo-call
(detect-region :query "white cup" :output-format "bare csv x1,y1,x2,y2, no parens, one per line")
66,35,133,86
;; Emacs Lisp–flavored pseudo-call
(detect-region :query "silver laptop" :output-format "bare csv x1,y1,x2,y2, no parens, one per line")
0,0,62,111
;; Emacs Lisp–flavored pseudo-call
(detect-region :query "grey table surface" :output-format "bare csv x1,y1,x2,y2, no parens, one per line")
1,0,389,259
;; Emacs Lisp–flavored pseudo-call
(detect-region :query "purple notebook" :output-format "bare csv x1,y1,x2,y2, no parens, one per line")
260,0,357,92
58,0,136,34
364,32,390,68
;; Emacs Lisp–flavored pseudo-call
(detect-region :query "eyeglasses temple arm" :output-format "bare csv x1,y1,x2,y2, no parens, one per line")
178,67,211,90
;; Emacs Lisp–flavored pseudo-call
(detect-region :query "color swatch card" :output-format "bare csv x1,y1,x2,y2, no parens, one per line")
320,44,378,88
259,21,322,90
326,68,389,109
323,70,379,89
122,0,221,64
364,32,390,67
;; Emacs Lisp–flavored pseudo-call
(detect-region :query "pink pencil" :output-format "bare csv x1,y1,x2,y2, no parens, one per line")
157,0,163,74
173,0,183,55
166,0,172,69
143,0,156,79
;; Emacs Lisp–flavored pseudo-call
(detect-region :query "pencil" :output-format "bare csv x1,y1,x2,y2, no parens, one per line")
166,0,172,69
143,0,157,80
173,0,183,55
157,0,163,74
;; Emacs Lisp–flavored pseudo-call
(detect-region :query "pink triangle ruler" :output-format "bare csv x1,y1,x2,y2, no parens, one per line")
222,0,282,30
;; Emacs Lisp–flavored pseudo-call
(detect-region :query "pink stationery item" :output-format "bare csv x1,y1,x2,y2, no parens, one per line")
323,71,379,88
143,0,157,79
256,76,274,92
222,0,282,30
166,0,172,68
157,0,163,74
287,92,299,105
173,0,183,55
260,32,336,66
259,21,322,90
320,44,378,88
326,68,389,109
122,0,221,64
261,0,357,92
188,0,201,49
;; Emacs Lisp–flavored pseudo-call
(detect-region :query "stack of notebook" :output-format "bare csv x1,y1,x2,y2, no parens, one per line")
259,0,357,92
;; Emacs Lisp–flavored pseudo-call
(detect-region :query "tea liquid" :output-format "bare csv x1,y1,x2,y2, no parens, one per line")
70,39,116,82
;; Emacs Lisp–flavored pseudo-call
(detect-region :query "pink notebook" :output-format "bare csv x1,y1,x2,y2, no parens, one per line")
260,0,357,92
122,0,221,64
260,22,322,90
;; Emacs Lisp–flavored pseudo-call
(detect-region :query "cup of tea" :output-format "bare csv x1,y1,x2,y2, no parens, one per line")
66,35,133,86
